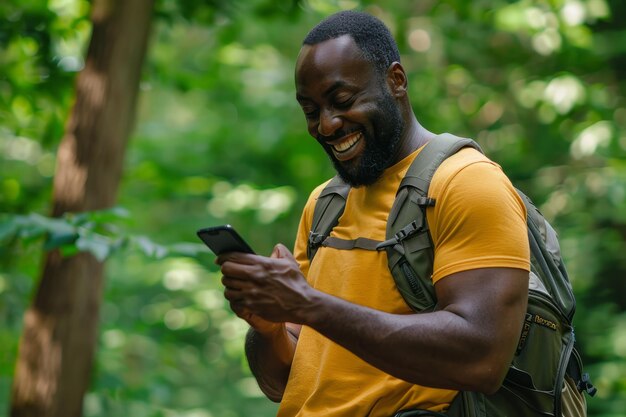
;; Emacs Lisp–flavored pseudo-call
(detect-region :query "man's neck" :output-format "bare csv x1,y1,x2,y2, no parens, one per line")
395,116,434,163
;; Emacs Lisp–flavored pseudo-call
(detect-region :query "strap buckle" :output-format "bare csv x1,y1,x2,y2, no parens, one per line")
577,373,597,396
376,221,421,252
308,231,326,249
414,196,436,207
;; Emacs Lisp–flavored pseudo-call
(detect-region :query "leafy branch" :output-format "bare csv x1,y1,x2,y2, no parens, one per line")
0,208,208,262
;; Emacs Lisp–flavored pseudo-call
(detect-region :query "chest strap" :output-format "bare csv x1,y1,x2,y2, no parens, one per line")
316,215,434,253
320,236,381,251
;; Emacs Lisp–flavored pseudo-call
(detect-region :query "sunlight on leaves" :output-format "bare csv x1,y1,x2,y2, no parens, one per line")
544,74,586,114
207,182,296,224
163,261,200,291
561,0,586,26
571,121,613,159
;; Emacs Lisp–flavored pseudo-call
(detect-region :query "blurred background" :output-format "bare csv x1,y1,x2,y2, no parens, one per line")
1,0,625,416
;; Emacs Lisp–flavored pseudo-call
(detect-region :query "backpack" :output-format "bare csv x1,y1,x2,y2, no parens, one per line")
306,133,596,417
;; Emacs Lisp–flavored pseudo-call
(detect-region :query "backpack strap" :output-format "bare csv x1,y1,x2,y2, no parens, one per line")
308,177,383,255
379,134,483,311
307,176,351,261
398,133,483,200
383,133,482,247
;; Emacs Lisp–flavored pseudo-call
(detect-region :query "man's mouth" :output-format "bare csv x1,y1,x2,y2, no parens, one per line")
328,132,364,161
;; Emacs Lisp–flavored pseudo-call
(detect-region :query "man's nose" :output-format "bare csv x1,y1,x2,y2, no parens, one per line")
317,108,342,137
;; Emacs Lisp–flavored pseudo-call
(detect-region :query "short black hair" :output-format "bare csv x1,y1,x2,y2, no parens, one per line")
303,10,400,76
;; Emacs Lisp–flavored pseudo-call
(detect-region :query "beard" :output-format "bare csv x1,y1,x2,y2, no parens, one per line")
319,91,404,187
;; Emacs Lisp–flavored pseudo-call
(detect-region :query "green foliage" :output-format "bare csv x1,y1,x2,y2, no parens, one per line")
0,208,209,262
1,0,626,416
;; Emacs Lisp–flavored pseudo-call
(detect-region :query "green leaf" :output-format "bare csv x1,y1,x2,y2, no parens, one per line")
60,244,80,258
133,236,168,259
44,231,79,250
75,233,114,262
167,242,208,257
83,206,131,224
0,217,20,243
27,213,76,236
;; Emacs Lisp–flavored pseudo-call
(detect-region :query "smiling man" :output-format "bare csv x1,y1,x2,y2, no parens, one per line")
296,32,406,187
217,10,531,417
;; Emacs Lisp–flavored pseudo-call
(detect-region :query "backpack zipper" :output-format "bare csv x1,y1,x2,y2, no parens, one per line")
400,261,435,310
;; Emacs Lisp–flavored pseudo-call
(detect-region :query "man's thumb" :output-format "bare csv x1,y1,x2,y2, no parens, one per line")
271,243,296,261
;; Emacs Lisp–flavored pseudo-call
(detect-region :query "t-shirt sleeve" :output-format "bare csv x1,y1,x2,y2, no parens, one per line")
427,149,530,284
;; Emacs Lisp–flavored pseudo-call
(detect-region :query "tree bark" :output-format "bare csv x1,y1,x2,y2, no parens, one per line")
10,1,154,416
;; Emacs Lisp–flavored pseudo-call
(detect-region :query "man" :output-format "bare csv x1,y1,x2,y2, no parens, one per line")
217,10,530,416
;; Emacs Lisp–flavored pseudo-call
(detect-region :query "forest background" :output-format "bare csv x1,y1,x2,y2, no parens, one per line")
1,0,625,416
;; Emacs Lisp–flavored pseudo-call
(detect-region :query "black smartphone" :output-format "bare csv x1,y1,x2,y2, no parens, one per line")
196,224,255,255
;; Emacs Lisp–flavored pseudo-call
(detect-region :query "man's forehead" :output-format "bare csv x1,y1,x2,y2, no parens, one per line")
295,35,370,85
298,35,364,66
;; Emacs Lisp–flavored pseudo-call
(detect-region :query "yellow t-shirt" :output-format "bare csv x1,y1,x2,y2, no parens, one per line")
277,146,530,417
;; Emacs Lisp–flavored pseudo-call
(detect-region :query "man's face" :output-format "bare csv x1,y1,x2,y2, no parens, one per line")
295,35,404,187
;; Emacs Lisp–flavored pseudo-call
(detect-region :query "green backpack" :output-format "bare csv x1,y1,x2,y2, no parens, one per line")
307,133,596,417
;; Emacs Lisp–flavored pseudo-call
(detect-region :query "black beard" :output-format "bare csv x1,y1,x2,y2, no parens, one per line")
320,92,404,187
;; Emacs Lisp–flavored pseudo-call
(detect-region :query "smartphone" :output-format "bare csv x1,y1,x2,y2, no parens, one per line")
196,224,255,255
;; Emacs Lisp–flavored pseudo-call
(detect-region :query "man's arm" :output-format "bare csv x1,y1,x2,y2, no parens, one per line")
300,267,528,393
219,248,528,394
219,244,302,401
244,322,300,402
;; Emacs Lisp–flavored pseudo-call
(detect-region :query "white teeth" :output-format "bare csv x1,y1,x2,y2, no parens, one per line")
333,133,362,152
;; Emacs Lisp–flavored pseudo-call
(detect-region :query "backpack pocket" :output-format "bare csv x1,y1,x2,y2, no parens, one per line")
482,290,574,416
516,291,573,390
386,228,436,312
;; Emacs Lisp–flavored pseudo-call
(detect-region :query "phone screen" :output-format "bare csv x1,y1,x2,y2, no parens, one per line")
196,225,255,255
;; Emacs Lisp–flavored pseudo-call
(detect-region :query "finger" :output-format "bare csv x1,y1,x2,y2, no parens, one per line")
221,275,241,290
216,252,242,265
219,259,262,279
216,252,263,266
272,243,297,262
223,286,248,306
221,273,257,293
228,300,251,318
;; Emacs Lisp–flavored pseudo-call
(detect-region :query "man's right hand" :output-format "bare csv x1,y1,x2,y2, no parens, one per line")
219,243,296,335
217,242,315,325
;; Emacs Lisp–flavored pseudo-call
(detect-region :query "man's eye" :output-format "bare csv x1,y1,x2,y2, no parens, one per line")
334,95,354,107
303,108,319,118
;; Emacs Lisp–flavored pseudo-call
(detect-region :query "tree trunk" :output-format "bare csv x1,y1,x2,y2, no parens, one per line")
10,1,154,416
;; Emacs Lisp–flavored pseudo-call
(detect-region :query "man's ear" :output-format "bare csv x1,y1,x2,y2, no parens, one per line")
386,62,408,97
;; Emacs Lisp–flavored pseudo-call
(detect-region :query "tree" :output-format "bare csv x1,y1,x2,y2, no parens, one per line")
9,1,154,415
